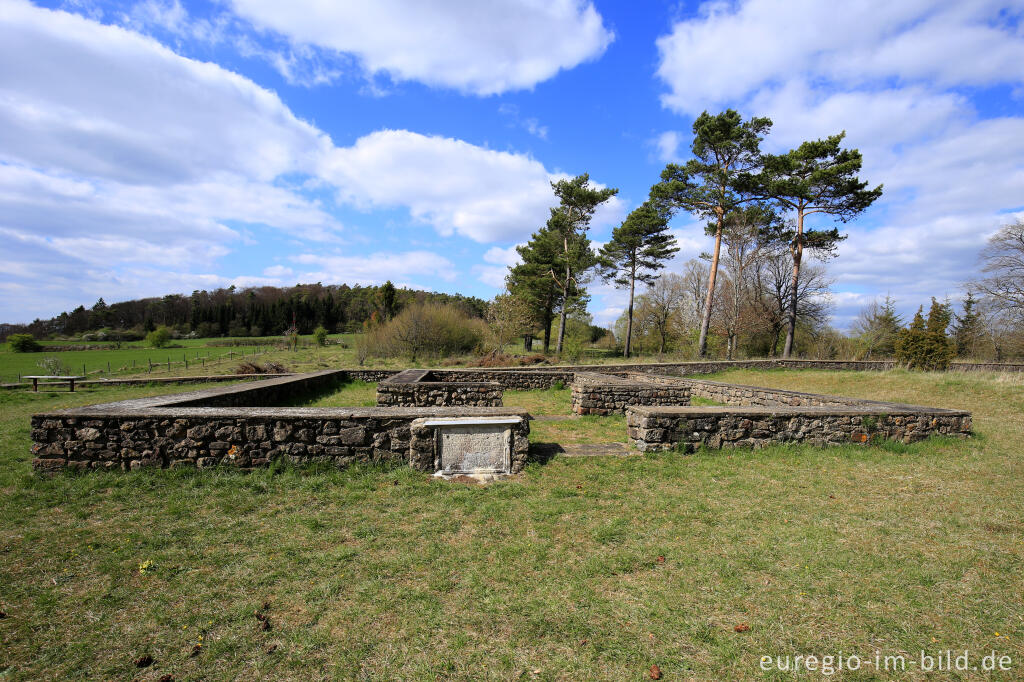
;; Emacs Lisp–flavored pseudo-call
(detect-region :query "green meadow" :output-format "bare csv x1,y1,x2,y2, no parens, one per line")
0,369,1021,679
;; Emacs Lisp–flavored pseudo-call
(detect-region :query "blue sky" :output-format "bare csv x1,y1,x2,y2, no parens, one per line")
1,0,1022,328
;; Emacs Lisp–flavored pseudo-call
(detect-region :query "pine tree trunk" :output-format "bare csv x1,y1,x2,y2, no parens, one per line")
782,211,804,359
727,267,741,360
555,262,570,355
624,264,635,358
697,213,724,357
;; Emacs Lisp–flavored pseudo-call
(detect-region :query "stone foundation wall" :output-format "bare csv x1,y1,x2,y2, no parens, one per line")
570,372,691,415
32,406,530,473
376,383,503,407
677,378,867,408
170,371,346,408
627,405,972,452
30,370,529,474
376,369,503,407
429,369,575,390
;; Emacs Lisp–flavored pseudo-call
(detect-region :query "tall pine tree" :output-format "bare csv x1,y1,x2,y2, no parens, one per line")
598,201,678,357
651,110,771,357
546,174,618,354
759,132,882,358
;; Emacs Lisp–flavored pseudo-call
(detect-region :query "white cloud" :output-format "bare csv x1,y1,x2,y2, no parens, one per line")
653,0,1024,329
473,244,525,288
653,130,684,163
262,265,294,278
228,0,614,95
319,130,564,243
656,0,1024,116
0,2,609,321
483,245,523,266
292,250,458,285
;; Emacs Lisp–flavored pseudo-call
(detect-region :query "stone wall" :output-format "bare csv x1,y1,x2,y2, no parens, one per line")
32,406,531,473
30,370,530,474
673,378,870,408
169,370,346,408
376,369,503,407
570,372,691,415
429,369,575,390
627,405,972,452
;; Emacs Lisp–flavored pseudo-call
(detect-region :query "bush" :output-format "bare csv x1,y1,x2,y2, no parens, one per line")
313,326,329,346
894,300,954,370
36,356,69,376
8,334,42,352
146,326,172,349
235,361,289,374
362,303,484,361
562,333,587,363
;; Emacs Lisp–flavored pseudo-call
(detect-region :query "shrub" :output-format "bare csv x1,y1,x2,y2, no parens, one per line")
363,302,484,361
894,300,954,370
235,361,289,374
313,326,329,346
36,356,69,376
146,326,172,349
8,334,42,352
562,332,588,364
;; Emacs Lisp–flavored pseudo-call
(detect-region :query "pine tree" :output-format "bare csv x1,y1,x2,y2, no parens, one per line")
598,201,679,357
546,174,618,354
507,227,566,353
895,298,954,370
952,292,982,358
759,132,882,357
651,110,772,357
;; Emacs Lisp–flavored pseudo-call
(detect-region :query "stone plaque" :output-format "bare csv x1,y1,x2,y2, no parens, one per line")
427,419,516,474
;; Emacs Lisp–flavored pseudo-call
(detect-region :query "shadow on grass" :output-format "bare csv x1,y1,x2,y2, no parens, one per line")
528,442,565,465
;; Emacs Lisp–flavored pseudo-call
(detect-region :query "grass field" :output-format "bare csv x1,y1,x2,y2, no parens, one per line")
0,334,379,384
1,370,1022,680
0,333,682,385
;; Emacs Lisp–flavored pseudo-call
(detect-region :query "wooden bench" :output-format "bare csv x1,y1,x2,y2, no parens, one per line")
22,376,87,392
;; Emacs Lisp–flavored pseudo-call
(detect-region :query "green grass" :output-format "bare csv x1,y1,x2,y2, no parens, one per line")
529,415,628,445
503,387,572,415
294,381,379,407
1,371,1022,679
690,395,725,406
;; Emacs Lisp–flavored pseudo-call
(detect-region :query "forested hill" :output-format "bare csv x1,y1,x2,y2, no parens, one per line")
1,282,489,340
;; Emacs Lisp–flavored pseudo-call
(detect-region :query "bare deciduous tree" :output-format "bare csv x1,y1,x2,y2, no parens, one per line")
751,247,833,356
638,272,692,354
973,219,1024,319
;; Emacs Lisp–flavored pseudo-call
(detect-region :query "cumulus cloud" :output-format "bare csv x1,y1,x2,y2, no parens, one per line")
228,0,614,95
653,130,685,163
654,0,1024,327
291,250,458,285
0,1,612,321
319,130,563,243
656,0,1024,116
472,244,525,288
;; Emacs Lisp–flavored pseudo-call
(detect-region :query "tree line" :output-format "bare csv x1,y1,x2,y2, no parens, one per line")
0,282,489,341
505,109,881,359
